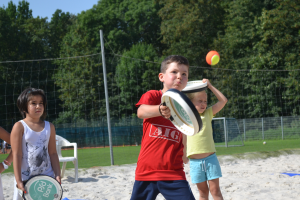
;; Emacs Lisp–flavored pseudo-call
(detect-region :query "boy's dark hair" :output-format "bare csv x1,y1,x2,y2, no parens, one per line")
17,88,47,120
160,55,189,73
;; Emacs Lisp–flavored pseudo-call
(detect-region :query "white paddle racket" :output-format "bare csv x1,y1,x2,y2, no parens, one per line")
182,80,208,93
161,89,202,136
18,175,63,200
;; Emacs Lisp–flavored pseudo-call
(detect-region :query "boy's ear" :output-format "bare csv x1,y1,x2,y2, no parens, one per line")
158,73,164,82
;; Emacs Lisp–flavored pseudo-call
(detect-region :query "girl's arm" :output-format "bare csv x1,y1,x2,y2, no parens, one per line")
203,79,228,115
10,122,26,192
182,134,189,164
48,123,61,184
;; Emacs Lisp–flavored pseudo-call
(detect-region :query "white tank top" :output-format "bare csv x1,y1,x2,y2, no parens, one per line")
20,120,54,181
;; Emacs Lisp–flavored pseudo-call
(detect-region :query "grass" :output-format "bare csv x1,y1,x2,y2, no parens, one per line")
216,139,300,156
1,139,299,174
0,146,141,174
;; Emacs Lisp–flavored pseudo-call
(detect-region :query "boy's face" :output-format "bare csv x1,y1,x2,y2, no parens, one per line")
191,92,207,114
159,62,188,92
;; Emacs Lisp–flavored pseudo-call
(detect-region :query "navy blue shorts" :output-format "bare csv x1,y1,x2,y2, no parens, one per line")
130,180,195,200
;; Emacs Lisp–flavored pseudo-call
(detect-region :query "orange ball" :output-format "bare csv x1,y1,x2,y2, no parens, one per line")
206,51,220,65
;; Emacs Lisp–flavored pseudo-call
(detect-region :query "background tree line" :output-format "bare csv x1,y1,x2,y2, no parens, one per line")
0,0,300,127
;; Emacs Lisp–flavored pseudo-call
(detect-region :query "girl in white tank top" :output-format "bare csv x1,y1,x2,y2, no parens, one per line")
19,120,54,179
10,88,61,199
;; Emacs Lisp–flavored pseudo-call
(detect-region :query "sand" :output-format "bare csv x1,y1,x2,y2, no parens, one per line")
1,150,300,200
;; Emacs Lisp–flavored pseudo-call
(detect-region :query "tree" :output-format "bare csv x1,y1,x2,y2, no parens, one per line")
0,1,61,127
115,43,161,118
211,0,278,118
53,0,163,122
157,0,225,66
0,5,12,62
0,1,48,126
48,10,75,58
213,0,276,71
248,0,300,117
0,0,34,61
22,17,50,58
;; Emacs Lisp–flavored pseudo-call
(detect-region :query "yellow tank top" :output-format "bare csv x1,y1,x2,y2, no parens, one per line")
187,107,216,157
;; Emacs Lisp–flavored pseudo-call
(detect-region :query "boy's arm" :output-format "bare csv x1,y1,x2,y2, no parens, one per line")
0,126,13,173
137,104,171,119
203,79,228,116
48,123,61,184
0,151,13,173
11,122,26,192
0,126,10,144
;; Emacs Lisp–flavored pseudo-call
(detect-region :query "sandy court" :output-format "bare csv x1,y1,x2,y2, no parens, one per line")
1,150,300,200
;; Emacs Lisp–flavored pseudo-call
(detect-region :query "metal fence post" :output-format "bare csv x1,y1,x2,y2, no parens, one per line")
243,119,246,141
100,29,114,165
281,116,284,140
223,118,228,147
262,118,264,140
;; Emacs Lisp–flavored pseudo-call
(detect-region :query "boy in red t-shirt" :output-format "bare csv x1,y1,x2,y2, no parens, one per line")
130,55,195,200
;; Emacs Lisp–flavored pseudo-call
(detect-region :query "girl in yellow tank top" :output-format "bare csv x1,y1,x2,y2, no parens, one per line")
184,79,227,200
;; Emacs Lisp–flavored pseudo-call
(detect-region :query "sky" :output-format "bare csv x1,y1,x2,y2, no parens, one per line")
1,0,99,21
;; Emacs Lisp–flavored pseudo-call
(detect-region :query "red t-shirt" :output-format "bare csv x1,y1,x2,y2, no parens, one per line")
135,90,186,181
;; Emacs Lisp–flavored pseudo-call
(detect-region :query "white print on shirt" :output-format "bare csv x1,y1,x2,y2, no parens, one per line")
22,134,50,177
149,124,181,143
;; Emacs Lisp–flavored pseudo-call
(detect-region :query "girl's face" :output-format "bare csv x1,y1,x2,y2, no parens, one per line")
191,92,207,114
27,95,44,118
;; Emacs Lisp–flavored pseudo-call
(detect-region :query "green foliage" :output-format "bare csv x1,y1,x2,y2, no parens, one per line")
48,10,75,58
115,43,161,117
52,0,163,122
212,0,300,118
53,56,102,123
0,1,47,126
0,1,75,127
158,0,225,66
1,0,300,124
211,0,270,118
249,0,300,116
0,0,34,61
57,0,162,55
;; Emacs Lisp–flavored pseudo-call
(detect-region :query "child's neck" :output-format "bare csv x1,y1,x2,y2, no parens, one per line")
23,117,45,132
24,116,42,124
161,87,171,94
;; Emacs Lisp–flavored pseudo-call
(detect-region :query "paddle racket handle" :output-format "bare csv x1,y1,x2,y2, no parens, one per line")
160,102,174,121
16,185,24,198
163,102,174,121
159,102,165,117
